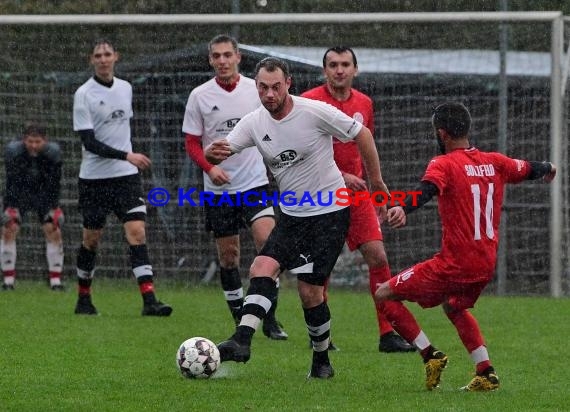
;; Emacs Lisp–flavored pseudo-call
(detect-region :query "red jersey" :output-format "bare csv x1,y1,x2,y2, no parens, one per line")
301,85,374,177
423,147,530,280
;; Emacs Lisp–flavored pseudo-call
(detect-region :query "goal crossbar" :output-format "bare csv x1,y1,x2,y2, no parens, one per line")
0,11,562,25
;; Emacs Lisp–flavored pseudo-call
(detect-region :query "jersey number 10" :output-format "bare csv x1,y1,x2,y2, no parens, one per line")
470,183,495,240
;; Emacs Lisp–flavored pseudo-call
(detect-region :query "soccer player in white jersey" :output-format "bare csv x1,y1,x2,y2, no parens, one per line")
182,34,287,339
72,39,172,316
205,57,389,378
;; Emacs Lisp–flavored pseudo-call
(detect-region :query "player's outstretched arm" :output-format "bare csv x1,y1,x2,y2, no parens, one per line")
354,126,390,220
388,180,439,229
204,139,232,165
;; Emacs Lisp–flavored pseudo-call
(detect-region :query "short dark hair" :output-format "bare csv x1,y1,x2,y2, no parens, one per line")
255,57,290,78
91,38,116,54
23,121,47,138
322,46,358,67
432,102,471,138
208,34,238,53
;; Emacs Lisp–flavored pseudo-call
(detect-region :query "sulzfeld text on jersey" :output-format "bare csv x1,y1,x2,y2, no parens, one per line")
465,164,495,177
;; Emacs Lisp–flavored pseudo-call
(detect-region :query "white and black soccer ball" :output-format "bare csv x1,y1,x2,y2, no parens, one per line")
176,337,221,379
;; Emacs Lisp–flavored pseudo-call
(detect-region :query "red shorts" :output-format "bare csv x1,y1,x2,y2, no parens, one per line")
345,198,382,251
388,256,492,310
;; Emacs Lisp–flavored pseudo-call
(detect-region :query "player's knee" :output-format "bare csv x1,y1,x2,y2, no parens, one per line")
124,221,146,244
82,239,99,251
298,283,324,308
82,230,102,250
360,242,389,268
250,256,279,279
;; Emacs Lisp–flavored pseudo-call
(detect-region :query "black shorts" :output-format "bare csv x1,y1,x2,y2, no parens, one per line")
78,173,146,230
205,185,276,238
259,207,350,286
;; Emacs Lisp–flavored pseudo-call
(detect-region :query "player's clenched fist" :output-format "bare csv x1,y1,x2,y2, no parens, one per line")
543,163,556,183
387,206,407,228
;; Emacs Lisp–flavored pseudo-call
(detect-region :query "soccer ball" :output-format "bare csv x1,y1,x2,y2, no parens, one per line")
176,337,221,379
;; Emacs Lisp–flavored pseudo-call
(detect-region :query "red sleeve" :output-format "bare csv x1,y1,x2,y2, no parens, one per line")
185,133,214,173
496,154,530,183
422,157,448,195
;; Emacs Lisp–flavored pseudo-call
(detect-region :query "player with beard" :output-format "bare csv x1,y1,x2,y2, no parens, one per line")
376,102,556,391
205,57,388,378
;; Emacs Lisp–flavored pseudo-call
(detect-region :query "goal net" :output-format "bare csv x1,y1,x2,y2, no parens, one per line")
0,12,568,295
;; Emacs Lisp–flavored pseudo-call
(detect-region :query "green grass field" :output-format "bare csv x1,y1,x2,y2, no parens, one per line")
0,280,568,412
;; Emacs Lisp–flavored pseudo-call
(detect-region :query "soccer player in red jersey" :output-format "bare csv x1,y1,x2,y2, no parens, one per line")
376,102,556,391
301,46,415,353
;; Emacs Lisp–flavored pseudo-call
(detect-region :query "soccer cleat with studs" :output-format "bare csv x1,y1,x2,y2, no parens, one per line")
461,368,500,392
141,301,173,317
74,296,98,315
262,319,289,340
217,338,251,363
307,362,335,379
50,284,65,291
1,283,15,291
379,331,416,353
424,350,448,390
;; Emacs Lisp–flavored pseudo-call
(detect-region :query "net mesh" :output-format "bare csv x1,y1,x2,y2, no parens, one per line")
0,16,568,295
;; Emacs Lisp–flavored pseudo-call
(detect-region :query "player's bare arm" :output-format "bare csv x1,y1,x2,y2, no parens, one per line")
355,126,389,219
354,126,387,193
204,139,232,165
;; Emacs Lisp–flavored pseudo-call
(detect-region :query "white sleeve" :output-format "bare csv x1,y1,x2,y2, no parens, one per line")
181,91,204,136
226,115,255,154
73,89,93,131
313,100,363,142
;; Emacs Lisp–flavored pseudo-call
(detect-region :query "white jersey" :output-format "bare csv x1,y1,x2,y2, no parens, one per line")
182,76,268,194
73,77,138,179
227,96,363,217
